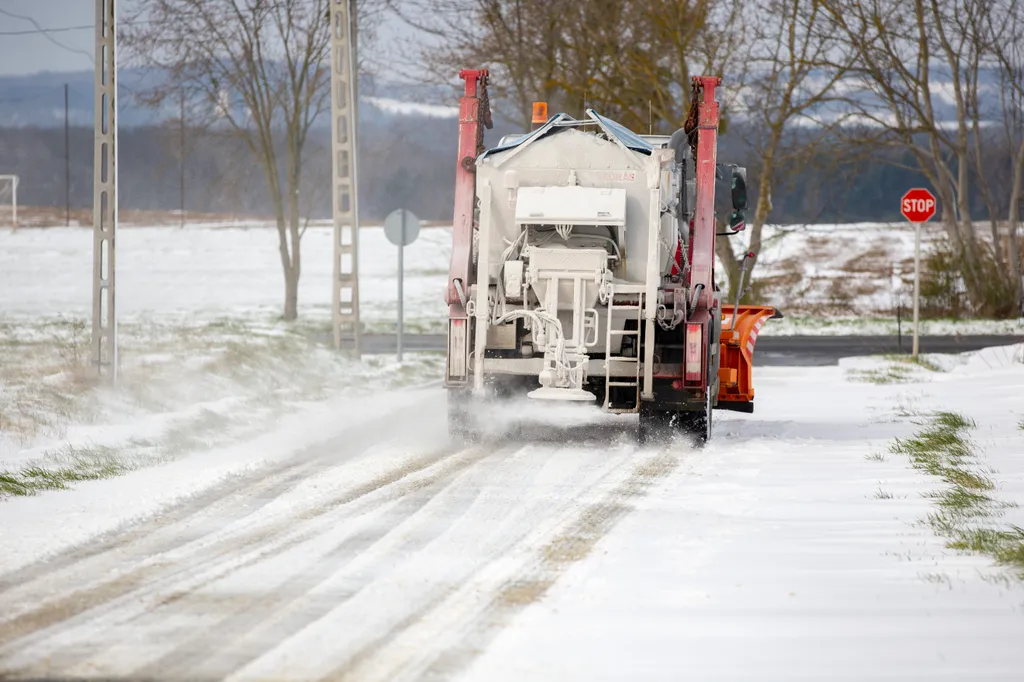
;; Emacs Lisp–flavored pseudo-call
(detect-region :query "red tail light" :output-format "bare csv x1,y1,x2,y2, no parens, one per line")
685,323,703,383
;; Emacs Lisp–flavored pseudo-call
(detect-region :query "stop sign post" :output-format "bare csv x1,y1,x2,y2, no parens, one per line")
901,188,937,358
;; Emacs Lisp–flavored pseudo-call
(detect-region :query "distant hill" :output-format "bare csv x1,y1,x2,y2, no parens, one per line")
0,68,466,129
0,66,1005,131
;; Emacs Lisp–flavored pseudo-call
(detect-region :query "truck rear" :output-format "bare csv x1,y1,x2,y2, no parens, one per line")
444,70,779,443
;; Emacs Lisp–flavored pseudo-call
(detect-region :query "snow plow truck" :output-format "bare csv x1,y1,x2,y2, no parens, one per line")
443,70,781,443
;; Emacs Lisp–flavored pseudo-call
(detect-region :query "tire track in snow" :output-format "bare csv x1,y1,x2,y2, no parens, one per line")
1,416,669,682
0,403,435,594
0,437,481,671
419,450,681,682
128,444,524,682
313,441,673,682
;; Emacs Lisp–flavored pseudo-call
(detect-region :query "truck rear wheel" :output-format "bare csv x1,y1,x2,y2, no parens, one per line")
447,389,478,442
677,391,713,445
639,394,713,447
638,403,672,445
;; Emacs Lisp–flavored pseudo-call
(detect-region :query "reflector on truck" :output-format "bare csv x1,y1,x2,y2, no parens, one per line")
685,323,703,382
447,319,468,381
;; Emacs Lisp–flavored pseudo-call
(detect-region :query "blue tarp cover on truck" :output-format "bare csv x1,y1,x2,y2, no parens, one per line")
480,110,654,159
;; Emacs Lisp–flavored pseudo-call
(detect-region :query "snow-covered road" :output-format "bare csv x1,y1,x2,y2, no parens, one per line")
1,348,1023,681
0,393,674,680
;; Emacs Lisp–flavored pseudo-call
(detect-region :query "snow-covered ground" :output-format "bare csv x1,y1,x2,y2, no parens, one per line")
0,224,449,483
0,223,451,334
2,221,1023,679
2,221,1021,338
0,344,1022,680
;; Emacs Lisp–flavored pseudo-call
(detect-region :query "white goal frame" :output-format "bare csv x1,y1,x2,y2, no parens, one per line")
0,175,18,228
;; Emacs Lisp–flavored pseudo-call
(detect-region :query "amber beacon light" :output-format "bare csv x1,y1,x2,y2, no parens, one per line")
531,102,548,130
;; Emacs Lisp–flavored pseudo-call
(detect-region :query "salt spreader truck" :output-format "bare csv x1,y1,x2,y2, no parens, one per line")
443,70,780,443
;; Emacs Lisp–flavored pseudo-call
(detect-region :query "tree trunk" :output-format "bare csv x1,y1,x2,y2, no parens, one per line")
283,263,299,321
287,138,303,321
1008,137,1024,313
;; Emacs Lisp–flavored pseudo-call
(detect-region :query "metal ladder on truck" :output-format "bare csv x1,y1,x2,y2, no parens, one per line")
603,283,646,412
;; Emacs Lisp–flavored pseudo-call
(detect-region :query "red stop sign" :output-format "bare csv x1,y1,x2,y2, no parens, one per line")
901,188,937,222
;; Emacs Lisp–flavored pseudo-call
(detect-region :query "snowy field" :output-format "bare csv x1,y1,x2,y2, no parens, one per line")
0,223,452,334
0,341,1022,679
2,221,1022,337
2,222,1024,679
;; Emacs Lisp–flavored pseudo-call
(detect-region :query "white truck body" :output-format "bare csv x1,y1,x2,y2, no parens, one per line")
468,114,682,402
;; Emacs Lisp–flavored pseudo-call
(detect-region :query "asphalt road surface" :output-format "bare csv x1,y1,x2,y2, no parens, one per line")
363,334,1023,366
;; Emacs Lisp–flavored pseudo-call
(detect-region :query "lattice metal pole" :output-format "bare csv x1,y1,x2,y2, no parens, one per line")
330,0,361,356
92,0,118,380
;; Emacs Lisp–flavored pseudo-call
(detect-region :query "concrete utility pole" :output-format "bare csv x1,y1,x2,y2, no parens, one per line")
179,87,185,229
92,0,118,380
329,0,361,356
65,83,70,227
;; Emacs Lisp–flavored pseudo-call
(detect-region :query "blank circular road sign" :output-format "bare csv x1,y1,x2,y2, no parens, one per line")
901,188,937,222
384,209,421,247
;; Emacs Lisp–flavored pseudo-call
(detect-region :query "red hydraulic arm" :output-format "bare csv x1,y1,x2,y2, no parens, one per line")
446,69,492,316
684,76,720,315
680,76,722,391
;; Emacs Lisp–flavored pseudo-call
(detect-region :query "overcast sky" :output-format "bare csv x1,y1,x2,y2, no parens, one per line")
0,0,420,79
0,0,94,75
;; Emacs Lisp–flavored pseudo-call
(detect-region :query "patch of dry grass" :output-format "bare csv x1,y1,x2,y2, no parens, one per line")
889,412,1024,579
0,312,445,497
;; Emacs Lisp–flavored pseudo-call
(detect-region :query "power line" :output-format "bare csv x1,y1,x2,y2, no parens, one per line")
0,24,92,36
0,7,93,63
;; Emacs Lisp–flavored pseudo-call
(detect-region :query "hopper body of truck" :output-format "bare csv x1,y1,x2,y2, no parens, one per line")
444,70,779,443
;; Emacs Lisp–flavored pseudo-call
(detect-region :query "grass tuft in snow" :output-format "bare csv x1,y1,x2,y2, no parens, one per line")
884,354,945,372
847,364,915,385
1018,418,1024,431
889,412,1024,578
0,443,132,497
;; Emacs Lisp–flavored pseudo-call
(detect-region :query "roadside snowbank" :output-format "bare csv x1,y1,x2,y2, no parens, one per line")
0,313,444,502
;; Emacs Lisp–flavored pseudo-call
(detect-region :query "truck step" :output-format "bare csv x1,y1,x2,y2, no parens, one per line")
609,329,639,336
607,381,639,387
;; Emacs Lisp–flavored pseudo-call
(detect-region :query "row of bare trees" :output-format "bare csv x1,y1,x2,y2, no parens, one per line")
394,0,1024,316
818,0,1024,315
124,0,381,320
123,0,1024,320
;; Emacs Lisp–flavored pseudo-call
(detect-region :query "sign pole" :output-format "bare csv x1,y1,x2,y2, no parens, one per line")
383,207,420,362
398,208,405,362
913,221,921,358
900,187,935,359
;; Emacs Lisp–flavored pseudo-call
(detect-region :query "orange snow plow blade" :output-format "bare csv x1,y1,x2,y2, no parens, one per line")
716,305,782,412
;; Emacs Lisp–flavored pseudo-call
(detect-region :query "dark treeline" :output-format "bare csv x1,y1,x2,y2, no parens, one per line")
0,112,458,223
0,116,941,225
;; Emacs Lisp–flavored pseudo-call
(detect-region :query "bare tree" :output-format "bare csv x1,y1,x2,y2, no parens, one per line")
822,0,1020,315
714,0,854,300
985,0,1024,311
389,0,739,132
124,0,361,320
